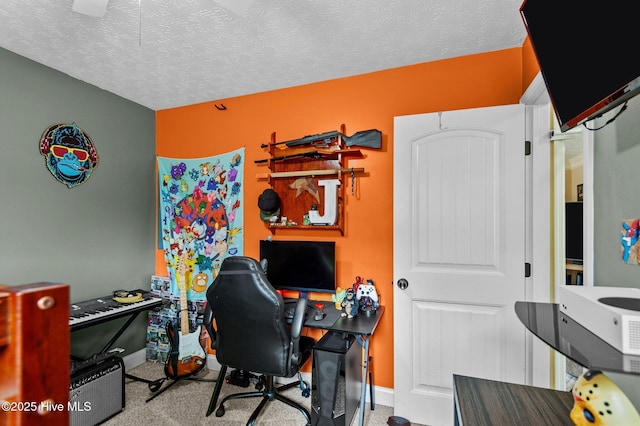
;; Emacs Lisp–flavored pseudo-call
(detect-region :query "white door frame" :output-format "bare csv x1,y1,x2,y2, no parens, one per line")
520,72,553,388
520,72,594,390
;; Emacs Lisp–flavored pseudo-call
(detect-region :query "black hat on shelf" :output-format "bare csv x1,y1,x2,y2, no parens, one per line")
258,188,280,222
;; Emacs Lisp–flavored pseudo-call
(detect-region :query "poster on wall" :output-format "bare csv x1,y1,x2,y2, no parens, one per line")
38,123,99,188
621,218,640,265
157,148,244,300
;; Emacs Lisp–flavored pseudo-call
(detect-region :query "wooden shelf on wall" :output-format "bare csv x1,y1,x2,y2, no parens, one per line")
255,126,368,235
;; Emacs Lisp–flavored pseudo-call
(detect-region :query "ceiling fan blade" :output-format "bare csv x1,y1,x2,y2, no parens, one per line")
213,0,255,16
72,0,110,18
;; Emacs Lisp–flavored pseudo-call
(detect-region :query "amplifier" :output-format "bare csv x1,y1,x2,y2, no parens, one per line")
70,356,124,426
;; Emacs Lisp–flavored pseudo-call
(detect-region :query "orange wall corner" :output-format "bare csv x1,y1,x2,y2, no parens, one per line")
155,46,527,390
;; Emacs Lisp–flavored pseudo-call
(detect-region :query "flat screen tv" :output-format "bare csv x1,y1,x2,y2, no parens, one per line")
520,1,640,131
259,240,336,294
565,202,583,262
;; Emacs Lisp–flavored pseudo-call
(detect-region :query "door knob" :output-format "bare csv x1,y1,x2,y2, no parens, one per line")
396,278,409,290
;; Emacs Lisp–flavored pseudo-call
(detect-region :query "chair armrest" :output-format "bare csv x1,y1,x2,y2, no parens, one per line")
290,297,307,359
203,304,217,350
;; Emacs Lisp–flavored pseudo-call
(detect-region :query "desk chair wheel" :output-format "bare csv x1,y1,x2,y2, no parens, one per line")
215,404,225,417
298,373,311,398
255,375,265,391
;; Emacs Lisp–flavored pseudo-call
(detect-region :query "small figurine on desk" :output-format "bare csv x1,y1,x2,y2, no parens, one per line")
340,288,358,319
332,287,347,310
353,275,364,291
356,279,379,314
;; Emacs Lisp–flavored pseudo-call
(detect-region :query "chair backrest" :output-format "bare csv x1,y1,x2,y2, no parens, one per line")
206,256,293,377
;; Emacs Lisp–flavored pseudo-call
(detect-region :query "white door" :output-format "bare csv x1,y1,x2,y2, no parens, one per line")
393,104,527,426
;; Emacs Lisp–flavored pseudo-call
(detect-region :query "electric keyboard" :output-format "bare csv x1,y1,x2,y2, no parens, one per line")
69,291,163,331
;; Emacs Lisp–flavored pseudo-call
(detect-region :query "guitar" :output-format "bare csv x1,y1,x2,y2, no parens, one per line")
165,250,207,379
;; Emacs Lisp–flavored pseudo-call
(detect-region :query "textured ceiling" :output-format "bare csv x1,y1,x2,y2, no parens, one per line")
0,0,527,111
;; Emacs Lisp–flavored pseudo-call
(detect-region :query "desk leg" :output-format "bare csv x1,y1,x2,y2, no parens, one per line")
355,335,370,426
369,356,375,410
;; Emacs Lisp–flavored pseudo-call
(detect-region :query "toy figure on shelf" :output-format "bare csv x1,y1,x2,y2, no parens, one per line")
340,288,358,319
356,279,379,313
353,275,364,291
332,287,347,310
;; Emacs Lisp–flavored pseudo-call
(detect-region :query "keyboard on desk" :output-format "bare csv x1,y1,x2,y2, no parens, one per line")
69,291,163,331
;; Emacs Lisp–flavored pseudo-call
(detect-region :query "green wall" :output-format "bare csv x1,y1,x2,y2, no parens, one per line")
0,47,156,357
593,95,640,287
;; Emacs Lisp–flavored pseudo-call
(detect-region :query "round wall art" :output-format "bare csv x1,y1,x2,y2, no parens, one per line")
38,123,99,188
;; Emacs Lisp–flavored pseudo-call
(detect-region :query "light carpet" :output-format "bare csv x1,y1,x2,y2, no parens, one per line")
102,362,399,426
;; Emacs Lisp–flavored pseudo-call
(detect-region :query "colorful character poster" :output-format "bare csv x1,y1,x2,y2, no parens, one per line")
621,218,640,265
157,148,244,300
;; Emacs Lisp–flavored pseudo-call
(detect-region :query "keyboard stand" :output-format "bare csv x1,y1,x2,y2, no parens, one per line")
70,294,162,385
100,310,144,356
72,309,157,393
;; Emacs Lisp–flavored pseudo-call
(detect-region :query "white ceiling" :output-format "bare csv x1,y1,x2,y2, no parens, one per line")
0,0,527,111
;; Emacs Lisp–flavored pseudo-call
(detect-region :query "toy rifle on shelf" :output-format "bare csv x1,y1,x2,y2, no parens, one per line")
255,150,326,164
260,129,381,150
254,147,364,164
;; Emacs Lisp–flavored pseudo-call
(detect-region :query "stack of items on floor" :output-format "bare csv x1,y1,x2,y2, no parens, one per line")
145,275,208,363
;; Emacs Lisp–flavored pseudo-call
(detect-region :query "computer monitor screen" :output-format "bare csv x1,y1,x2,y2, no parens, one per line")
259,240,336,294
521,0,640,131
565,202,583,262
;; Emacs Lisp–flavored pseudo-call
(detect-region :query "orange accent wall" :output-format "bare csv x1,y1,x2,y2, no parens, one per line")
156,47,526,390
521,36,541,92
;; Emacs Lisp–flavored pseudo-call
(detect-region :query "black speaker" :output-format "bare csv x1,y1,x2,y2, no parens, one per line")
311,332,361,426
70,356,124,426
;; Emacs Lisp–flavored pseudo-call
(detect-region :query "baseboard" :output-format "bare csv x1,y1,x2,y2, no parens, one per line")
205,354,394,408
121,348,148,371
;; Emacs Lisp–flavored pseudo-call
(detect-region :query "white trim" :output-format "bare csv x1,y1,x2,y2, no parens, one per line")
121,348,148,371
520,73,553,389
543,76,595,389
552,141,566,303
552,139,568,390
582,129,595,286
521,72,549,105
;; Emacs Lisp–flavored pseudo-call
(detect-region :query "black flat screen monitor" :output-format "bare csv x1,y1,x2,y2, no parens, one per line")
259,240,336,294
521,0,640,131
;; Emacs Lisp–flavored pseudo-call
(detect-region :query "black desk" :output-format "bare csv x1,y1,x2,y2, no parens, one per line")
454,301,640,426
291,299,384,426
515,301,640,374
453,375,574,425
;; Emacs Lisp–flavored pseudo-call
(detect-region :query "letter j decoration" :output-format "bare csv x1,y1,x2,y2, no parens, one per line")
39,123,99,188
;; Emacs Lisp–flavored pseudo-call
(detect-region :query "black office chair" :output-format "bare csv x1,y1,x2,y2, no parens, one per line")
205,256,315,425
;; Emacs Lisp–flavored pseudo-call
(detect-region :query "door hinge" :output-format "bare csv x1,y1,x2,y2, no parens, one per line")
525,141,532,156
525,262,532,277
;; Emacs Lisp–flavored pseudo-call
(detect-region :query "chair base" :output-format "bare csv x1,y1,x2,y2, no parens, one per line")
216,375,311,426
